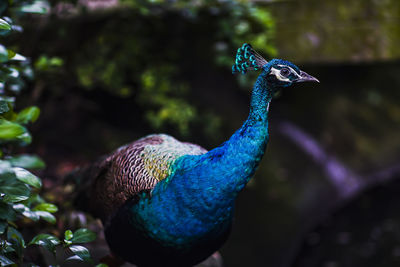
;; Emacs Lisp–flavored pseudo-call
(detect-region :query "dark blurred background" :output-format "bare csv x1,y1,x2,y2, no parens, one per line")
8,0,400,266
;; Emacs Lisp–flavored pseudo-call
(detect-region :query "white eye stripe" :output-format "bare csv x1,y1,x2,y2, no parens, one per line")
277,65,301,78
270,67,290,82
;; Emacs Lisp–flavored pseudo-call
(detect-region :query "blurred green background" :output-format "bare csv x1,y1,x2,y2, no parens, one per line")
4,0,400,266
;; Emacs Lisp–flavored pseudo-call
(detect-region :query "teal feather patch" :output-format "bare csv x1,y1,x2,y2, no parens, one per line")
232,43,268,74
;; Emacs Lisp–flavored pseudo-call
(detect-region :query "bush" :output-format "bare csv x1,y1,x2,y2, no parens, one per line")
0,1,99,266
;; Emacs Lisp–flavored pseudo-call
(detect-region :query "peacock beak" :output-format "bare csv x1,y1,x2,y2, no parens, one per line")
295,71,319,83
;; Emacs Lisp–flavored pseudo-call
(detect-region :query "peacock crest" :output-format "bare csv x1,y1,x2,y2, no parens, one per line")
232,43,268,74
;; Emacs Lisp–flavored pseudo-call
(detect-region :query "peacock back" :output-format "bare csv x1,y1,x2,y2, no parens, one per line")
76,134,207,223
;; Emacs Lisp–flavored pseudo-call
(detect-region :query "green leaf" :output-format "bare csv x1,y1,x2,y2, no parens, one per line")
16,106,40,124
0,18,11,31
13,167,42,188
66,255,83,261
22,65,34,80
0,100,9,114
0,255,14,266
0,240,14,253
64,229,73,241
24,193,44,207
19,1,50,14
7,227,25,257
0,202,16,221
7,50,26,62
0,159,12,171
29,234,60,246
35,55,63,71
0,96,15,105
12,203,40,221
33,203,57,213
95,264,109,267
0,44,8,63
29,234,60,254
3,192,29,203
0,172,31,203
13,203,40,221
9,53,26,62
7,77,24,94
8,155,45,169
0,119,26,140
49,57,63,66
7,49,15,59
70,228,96,244
25,210,40,221
68,245,91,262
34,211,56,224
16,132,32,145
8,227,25,246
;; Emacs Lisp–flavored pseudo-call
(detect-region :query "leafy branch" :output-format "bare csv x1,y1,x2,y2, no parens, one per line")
0,1,101,266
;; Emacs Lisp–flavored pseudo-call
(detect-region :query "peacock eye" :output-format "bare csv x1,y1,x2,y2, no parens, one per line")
280,68,290,77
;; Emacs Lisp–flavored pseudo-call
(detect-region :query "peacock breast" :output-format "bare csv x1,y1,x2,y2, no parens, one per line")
131,178,235,249
105,186,233,266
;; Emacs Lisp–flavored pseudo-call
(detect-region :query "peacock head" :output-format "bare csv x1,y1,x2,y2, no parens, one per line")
232,43,319,89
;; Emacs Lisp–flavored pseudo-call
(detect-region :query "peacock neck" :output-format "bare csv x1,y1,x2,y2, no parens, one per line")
212,73,272,196
248,72,273,123
129,73,274,246
161,73,274,205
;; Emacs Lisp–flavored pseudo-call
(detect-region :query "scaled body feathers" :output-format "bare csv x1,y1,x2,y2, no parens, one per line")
78,134,206,222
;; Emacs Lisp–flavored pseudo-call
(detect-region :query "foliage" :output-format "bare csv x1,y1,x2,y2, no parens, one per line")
0,1,100,266
25,0,276,138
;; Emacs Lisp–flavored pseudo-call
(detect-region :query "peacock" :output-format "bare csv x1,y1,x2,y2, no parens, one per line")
73,43,319,267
